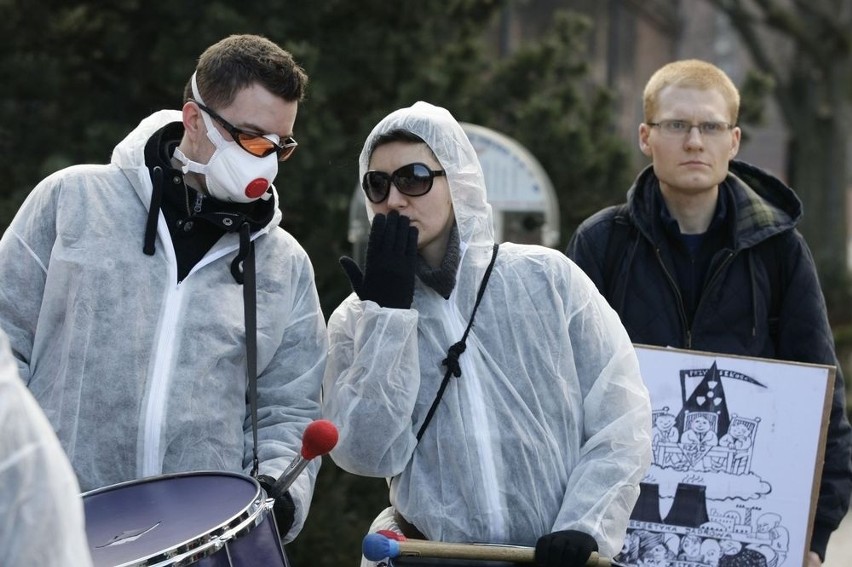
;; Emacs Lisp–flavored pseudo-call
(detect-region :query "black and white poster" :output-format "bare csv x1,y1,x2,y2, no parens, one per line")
615,345,835,567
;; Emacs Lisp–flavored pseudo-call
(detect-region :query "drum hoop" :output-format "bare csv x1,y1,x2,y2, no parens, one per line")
84,471,272,567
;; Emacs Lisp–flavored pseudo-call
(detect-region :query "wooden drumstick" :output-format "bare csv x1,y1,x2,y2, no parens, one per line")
362,533,622,566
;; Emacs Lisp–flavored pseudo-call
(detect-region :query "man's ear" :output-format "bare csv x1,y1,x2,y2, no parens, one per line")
729,126,742,159
182,101,204,136
638,123,652,157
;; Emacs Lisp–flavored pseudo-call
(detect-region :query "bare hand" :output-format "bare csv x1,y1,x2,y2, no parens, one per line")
807,551,822,567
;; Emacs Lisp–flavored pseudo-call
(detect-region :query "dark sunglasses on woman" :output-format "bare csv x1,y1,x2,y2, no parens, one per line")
362,163,446,203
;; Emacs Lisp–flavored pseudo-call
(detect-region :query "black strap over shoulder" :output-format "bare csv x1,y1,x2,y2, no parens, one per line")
415,243,500,442
235,222,261,477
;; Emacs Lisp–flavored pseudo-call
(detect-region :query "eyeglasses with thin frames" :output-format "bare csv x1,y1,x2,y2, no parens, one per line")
191,99,298,161
647,119,735,138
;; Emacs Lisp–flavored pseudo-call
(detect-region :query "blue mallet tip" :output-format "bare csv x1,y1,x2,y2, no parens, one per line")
362,532,400,561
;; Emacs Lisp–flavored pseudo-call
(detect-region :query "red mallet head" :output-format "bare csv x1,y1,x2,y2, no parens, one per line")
301,419,339,460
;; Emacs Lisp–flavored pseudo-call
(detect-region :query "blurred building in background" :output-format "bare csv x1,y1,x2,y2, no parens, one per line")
495,0,852,270
492,0,787,179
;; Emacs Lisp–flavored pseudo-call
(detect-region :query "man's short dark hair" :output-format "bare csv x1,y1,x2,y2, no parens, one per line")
184,34,308,108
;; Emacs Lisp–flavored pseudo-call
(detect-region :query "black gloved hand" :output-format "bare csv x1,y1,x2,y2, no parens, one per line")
257,475,296,539
535,530,598,567
339,210,419,309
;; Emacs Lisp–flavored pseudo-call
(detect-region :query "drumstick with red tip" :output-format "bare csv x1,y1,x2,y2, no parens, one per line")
362,533,622,566
268,419,338,499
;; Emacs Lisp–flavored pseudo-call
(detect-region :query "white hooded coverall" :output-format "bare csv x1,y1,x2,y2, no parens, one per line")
0,328,93,566
322,102,652,557
0,110,327,543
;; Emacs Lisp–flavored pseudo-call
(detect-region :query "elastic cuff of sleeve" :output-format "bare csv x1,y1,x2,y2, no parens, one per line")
810,523,831,561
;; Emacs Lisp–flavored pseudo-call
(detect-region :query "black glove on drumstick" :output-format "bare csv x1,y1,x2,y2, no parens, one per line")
535,530,599,567
340,210,419,309
256,476,296,538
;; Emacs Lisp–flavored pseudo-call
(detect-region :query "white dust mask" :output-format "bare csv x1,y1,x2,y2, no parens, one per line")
173,73,279,203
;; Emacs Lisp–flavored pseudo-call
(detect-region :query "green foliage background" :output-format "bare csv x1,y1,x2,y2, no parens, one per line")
0,1,635,311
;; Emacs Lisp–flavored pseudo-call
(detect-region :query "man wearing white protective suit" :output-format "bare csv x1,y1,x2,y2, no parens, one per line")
0,329,93,566
322,101,652,567
0,34,327,544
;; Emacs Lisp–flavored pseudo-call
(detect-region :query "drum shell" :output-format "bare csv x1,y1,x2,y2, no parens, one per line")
83,471,289,567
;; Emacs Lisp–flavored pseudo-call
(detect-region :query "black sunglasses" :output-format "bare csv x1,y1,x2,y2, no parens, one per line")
192,100,298,161
362,162,446,204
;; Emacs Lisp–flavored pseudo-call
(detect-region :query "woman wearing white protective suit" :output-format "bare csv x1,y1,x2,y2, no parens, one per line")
0,329,93,566
322,101,652,567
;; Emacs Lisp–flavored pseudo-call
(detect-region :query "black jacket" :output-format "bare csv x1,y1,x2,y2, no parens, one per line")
567,160,852,558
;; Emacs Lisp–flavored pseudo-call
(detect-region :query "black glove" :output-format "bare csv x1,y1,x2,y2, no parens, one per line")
535,530,598,567
257,475,296,539
339,210,419,309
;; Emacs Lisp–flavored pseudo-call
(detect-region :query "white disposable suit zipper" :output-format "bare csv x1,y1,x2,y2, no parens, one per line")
141,280,186,476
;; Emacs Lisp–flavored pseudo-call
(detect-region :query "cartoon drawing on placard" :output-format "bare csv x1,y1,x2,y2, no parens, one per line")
650,363,763,477
616,348,832,567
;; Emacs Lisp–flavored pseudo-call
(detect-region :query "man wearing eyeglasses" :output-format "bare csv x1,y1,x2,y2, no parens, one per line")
0,34,327,546
567,59,852,566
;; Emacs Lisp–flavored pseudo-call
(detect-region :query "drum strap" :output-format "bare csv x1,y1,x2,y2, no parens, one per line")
237,223,261,477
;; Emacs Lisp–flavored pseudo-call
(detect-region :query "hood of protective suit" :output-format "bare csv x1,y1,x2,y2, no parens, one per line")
111,109,283,229
359,101,494,250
